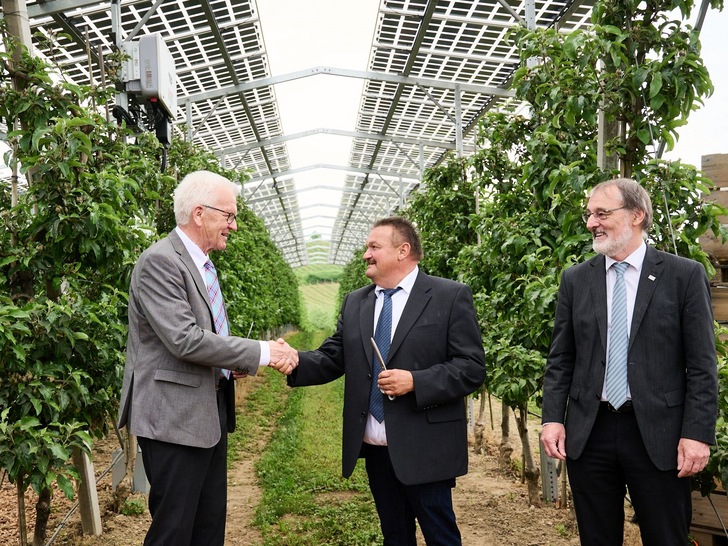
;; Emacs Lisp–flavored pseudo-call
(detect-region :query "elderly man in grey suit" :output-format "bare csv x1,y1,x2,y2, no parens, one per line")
118,170,297,546
541,177,718,545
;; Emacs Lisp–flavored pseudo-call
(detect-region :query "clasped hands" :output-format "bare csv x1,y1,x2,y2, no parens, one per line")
267,338,298,375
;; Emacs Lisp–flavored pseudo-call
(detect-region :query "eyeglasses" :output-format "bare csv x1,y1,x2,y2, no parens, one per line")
203,204,237,225
582,206,626,223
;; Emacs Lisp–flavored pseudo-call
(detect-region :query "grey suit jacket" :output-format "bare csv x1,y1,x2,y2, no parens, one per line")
118,230,261,448
542,246,718,470
288,271,486,485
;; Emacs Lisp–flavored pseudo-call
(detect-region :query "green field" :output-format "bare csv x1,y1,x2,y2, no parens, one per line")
299,282,339,332
293,264,344,285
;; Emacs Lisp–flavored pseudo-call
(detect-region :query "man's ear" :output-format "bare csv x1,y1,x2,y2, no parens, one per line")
632,208,646,227
398,242,411,260
193,205,205,226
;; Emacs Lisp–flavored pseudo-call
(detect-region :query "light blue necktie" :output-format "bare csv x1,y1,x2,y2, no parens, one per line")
204,260,230,379
369,288,400,422
606,262,629,409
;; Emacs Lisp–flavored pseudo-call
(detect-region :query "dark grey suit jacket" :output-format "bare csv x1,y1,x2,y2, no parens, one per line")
118,230,261,448
288,271,486,485
542,246,718,470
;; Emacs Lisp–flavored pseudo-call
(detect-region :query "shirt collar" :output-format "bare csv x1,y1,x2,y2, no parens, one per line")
376,266,419,296
605,240,646,273
175,226,209,270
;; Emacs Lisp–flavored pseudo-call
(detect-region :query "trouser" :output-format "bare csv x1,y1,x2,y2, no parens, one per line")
567,404,691,546
138,387,229,546
361,443,461,546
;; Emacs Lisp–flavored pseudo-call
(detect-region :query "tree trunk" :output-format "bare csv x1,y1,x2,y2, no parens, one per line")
32,487,51,546
473,394,487,455
113,430,136,512
16,476,28,546
498,400,513,470
514,403,541,507
500,399,510,443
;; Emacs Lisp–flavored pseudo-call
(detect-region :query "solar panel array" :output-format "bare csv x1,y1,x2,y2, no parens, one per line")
19,0,594,267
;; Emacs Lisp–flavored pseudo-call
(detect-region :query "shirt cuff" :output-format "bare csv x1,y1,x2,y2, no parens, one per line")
258,340,270,366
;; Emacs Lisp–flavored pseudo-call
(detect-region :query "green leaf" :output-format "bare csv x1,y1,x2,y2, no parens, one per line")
57,474,75,500
49,443,70,462
649,72,663,98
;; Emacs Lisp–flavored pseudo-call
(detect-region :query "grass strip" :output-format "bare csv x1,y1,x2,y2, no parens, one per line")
228,364,290,468
247,329,382,545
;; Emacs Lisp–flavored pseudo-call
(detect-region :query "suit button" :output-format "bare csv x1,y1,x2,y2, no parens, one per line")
361,411,367,416
367,373,372,379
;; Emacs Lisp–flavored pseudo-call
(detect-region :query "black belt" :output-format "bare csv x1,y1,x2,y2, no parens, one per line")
600,401,633,414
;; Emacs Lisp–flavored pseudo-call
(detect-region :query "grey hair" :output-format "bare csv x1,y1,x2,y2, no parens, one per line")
173,170,239,226
590,178,653,234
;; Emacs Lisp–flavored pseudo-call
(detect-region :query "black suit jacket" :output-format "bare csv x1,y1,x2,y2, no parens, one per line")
289,271,486,485
542,246,718,470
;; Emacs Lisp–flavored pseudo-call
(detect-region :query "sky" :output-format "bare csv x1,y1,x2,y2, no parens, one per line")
255,0,379,242
255,1,727,245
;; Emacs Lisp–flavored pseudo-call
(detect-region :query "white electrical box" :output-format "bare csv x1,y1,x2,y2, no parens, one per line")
121,33,177,119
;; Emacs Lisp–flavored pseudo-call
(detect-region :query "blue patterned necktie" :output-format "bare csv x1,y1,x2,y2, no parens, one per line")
204,260,230,379
369,287,401,423
606,262,629,409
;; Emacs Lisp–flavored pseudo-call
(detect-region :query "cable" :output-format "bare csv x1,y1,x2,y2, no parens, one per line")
707,493,728,539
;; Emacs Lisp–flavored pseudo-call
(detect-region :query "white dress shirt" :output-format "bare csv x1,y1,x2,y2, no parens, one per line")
601,241,646,401
363,266,419,446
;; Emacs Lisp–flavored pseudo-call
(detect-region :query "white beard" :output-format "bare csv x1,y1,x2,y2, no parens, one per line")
592,219,634,258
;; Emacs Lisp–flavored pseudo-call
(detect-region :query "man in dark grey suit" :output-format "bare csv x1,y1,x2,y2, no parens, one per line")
288,216,486,546
118,170,297,546
541,177,718,545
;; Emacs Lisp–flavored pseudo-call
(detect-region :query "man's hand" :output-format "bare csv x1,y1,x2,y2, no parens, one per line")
377,369,414,397
268,338,298,375
541,423,567,461
677,438,710,478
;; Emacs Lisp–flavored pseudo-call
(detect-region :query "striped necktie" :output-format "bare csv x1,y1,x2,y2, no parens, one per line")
369,287,401,422
204,260,230,379
606,262,629,409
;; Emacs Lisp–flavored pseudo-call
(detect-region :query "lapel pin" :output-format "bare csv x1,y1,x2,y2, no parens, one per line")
648,274,656,281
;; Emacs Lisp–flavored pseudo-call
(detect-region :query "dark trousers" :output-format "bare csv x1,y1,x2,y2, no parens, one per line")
138,387,229,546
566,405,692,546
361,443,461,546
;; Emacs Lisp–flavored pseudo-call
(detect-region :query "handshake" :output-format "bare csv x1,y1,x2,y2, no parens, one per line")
267,338,298,375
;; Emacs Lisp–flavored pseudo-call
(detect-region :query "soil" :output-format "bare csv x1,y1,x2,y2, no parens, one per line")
1,385,644,546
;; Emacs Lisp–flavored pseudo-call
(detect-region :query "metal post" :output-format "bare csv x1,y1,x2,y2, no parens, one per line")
539,432,560,503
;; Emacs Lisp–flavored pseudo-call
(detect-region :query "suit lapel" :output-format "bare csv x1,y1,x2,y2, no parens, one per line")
630,246,663,348
588,254,609,352
388,272,431,363
168,230,212,315
359,288,377,368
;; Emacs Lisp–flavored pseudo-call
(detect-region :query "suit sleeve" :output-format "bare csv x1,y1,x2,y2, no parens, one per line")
287,296,348,387
135,248,261,372
680,262,718,444
541,268,576,425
